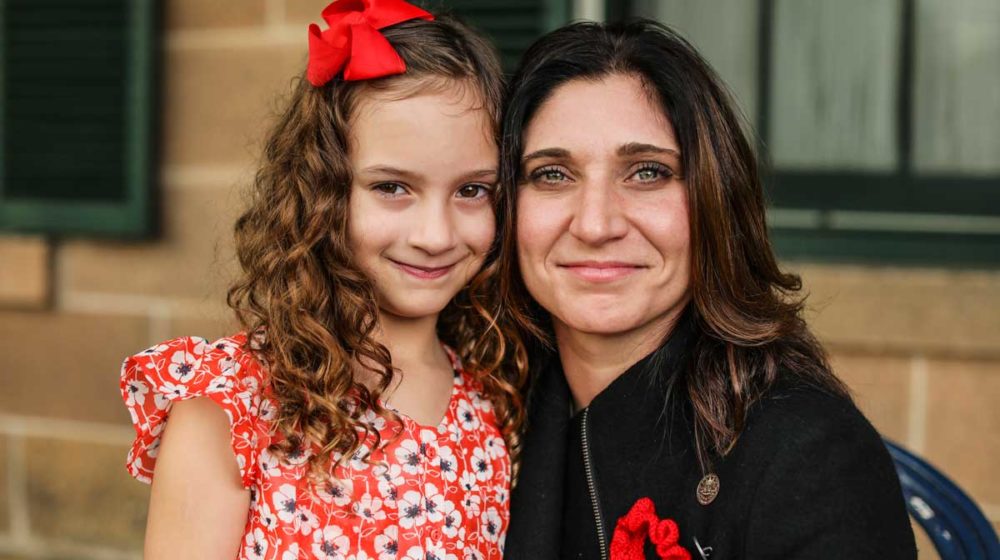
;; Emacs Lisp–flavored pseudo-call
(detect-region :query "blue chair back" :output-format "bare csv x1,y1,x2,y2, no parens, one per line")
884,438,1000,560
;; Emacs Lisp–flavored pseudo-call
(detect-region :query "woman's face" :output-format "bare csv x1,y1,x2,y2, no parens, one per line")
349,86,497,321
517,74,690,339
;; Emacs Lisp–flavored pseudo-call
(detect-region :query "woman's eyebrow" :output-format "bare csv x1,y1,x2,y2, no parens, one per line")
617,142,679,157
360,165,425,182
521,147,570,165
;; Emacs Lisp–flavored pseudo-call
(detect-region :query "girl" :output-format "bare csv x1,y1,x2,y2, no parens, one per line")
120,2,526,558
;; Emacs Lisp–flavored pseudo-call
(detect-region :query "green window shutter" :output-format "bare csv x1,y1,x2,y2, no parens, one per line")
437,0,570,71
0,0,158,237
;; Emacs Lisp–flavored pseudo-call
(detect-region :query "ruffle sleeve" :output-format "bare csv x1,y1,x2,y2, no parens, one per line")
119,333,272,489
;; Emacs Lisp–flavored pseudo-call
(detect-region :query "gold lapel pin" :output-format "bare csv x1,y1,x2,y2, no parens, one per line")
697,473,720,505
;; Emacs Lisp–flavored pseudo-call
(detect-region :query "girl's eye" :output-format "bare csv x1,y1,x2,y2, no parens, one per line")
529,166,569,185
457,184,492,199
630,163,674,183
373,183,407,196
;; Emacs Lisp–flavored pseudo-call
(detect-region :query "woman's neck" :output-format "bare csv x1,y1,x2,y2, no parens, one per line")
555,309,684,410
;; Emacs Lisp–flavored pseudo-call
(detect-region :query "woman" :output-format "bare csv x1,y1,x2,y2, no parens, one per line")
500,20,916,559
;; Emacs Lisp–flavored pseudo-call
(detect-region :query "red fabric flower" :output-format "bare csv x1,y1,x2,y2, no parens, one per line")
306,0,433,86
610,497,692,560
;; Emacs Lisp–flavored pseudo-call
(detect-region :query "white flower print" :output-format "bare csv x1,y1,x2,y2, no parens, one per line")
259,397,276,422
456,400,480,431
374,525,399,560
495,485,509,506
207,375,234,393
376,463,403,505
317,478,353,507
352,493,386,523
402,546,425,560
484,435,504,460
349,552,374,560
159,381,187,400
480,507,503,543
419,429,437,456
470,390,492,412
471,447,493,482
281,543,300,560
394,438,423,474
260,448,282,478
423,482,446,523
244,527,269,560
293,506,319,536
312,525,350,559
349,443,373,472
461,492,481,517
153,391,171,410
257,502,277,530
398,490,426,529
167,350,199,382
125,380,148,406
436,445,458,482
273,483,298,523
440,498,463,538
463,550,485,560
425,540,458,560
218,355,241,376
459,471,477,493
362,408,387,432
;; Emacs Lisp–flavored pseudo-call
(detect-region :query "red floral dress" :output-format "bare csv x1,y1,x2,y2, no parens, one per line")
121,334,511,560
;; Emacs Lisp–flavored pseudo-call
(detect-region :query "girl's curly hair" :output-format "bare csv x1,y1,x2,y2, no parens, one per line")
227,15,530,481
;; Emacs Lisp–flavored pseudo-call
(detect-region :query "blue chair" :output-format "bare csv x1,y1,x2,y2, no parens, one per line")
883,439,1000,560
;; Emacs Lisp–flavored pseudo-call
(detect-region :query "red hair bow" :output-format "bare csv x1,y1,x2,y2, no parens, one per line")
306,0,433,86
611,498,692,560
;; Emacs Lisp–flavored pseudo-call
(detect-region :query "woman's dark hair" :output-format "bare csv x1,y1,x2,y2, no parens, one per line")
499,19,849,469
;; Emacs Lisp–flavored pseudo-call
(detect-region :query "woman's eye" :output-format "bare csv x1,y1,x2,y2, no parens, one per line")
457,184,491,199
631,163,673,183
530,167,569,184
373,183,407,196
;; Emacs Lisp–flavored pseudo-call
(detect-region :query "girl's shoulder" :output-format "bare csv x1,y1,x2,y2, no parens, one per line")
120,333,274,488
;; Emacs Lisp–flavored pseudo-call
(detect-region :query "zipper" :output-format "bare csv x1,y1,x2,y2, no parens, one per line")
581,407,609,560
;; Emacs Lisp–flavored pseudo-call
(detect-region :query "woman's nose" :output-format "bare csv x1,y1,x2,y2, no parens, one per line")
567,182,628,245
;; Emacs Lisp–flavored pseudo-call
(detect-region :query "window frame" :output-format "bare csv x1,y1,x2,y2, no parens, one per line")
0,0,159,238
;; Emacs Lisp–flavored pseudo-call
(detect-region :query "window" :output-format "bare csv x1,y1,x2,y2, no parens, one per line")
0,0,157,237
627,0,1000,266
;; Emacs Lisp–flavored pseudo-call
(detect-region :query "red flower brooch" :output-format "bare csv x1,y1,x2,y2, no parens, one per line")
610,498,692,560
306,0,433,86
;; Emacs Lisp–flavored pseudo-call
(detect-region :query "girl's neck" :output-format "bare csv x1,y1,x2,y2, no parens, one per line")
375,311,449,374
555,307,684,410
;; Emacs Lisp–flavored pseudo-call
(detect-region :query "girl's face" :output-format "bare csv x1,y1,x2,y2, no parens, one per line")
348,86,497,321
516,74,691,339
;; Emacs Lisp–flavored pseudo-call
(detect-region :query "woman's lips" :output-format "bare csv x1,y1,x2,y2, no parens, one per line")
389,259,455,279
559,261,644,283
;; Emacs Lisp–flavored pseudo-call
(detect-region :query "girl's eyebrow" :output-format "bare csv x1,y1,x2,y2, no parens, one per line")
521,147,570,166
361,165,424,181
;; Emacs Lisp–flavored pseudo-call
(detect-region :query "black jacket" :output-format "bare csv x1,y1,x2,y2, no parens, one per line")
506,320,917,559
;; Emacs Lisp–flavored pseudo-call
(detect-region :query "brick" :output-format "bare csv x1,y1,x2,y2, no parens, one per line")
60,186,243,301
166,0,268,30
0,436,7,533
830,353,910,442
0,311,149,424
796,264,1000,357
0,236,49,309
161,43,306,167
924,359,1000,505
25,438,147,549
167,312,241,343
285,0,330,25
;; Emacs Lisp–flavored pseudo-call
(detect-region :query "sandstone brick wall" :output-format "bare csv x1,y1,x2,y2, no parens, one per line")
0,1,996,558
